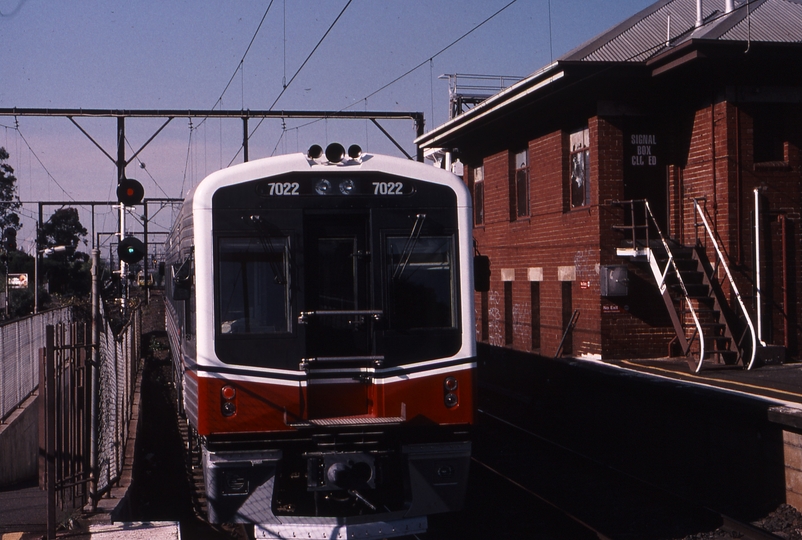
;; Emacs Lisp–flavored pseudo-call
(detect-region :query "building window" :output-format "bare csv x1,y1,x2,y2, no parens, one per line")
530,281,540,350
473,165,484,226
504,281,514,345
481,290,489,341
560,281,573,355
753,107,786,163
528,267,542,351
569,127,590,209
511,149,529,219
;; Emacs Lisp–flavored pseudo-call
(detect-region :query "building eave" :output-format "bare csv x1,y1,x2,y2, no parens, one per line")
414,62,563,149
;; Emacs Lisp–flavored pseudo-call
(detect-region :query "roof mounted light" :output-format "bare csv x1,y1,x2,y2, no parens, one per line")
348,144,363,160
307,144,323,160
325,143,346,163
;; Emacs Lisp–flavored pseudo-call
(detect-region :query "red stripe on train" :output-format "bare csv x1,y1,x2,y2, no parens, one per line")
184,368,474,436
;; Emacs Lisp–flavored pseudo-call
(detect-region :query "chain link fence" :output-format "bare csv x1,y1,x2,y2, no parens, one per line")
95,301,141,495
38,301,142,537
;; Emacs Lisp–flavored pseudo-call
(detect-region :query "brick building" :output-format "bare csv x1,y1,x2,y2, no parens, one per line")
416,0,802,368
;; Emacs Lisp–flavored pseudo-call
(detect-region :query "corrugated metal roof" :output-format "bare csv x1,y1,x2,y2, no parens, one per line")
563,0,802,63
415,0,802,148
720,0,802,41
577,1,697,62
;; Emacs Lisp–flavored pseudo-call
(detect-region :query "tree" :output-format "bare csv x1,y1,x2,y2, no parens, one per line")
37,207,88,260
37,208,90,299
0,147,22,233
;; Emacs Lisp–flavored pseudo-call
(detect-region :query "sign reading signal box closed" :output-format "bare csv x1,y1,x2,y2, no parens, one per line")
622,121,667,230
629,133,658,167
8,273,28,289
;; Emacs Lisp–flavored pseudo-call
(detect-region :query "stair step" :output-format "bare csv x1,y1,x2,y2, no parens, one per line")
698,322,726,329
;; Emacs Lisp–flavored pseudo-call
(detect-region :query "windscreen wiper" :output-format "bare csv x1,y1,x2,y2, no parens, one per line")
392,213,426,280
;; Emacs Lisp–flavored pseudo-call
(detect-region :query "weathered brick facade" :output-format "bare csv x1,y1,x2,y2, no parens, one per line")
438,75,802,362
464,96,802,360
419,3,802,362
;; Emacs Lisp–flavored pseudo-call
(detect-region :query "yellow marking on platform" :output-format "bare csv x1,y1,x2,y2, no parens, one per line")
621,360,802,401
1,533,25,540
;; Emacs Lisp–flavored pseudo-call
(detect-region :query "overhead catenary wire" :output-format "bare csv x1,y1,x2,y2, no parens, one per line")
268,0,353,112
180,119,194,199
124,137,171,199
195,1,276,133
14,125,74,202
231,0,354,166
357,0,518,106
257,0,519,156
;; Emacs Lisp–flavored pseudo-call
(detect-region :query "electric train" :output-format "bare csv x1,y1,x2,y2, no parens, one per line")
164,143,480,539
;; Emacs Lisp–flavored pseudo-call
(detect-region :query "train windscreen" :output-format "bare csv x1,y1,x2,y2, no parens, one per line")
387,236,455,329
217,236,291,335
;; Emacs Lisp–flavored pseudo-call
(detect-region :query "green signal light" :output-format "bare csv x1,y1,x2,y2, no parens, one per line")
118,237,145,264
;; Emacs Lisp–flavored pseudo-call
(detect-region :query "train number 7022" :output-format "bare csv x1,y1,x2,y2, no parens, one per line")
373,181,404,195
265,182,300,196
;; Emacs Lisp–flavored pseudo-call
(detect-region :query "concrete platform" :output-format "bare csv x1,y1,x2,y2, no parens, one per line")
614,357,802,405
86,521,180,539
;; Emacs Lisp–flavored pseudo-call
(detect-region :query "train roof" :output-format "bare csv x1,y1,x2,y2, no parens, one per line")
186,150,468,210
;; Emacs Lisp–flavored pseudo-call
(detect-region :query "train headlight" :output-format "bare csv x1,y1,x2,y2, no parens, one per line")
308,145,324,159
339,179,356,195
221,385,237,417
315,179,332,195
308,143,364,164
444,377,458,392
444,393,458,408
325,143,346,163
348,144,363,159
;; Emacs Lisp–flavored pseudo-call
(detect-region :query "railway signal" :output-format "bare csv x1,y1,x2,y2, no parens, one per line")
2,228,16,251
118,236,145,264
116,178,144,206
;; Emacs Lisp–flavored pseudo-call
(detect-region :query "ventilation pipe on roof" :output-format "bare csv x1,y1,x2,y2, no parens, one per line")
696,0,704,27
725,0,734,13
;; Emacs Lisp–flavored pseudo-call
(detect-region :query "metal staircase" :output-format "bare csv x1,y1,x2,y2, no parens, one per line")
613,200,757,372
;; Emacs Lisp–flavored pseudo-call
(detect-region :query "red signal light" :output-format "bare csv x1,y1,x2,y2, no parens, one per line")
117,178,144,206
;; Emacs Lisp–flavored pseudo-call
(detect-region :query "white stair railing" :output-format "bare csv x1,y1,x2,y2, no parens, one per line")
692,199,758,369
642,201,707,372
615,200,706,371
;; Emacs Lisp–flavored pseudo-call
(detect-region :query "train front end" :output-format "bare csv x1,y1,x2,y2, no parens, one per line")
172,146,475,538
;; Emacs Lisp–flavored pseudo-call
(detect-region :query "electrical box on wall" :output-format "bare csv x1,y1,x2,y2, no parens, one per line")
600,265,629,297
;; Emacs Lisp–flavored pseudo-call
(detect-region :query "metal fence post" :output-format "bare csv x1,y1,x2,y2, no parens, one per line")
90,249,100,508
45,325,56,540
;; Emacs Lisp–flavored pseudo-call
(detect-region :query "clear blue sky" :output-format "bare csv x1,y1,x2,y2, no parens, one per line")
0,0,655,250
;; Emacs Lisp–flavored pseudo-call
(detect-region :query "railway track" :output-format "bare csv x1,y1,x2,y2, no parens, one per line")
171,391,788,539
156,354,791,540
466,407,785,540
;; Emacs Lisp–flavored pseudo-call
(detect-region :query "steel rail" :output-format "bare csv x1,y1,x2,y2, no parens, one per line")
479,407,784,540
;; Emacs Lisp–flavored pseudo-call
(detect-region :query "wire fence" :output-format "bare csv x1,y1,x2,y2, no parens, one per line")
37,302,142,536
95,301,141,494
2,301,141,522
0,307,72,423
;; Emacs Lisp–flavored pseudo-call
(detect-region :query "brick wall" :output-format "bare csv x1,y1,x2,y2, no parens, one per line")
470,98,802,361
669,101,802,357
474,122,603,357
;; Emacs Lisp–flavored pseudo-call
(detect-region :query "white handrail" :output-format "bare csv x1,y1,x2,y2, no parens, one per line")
692,199,758,369
642,201,706,372
754,189,766,346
